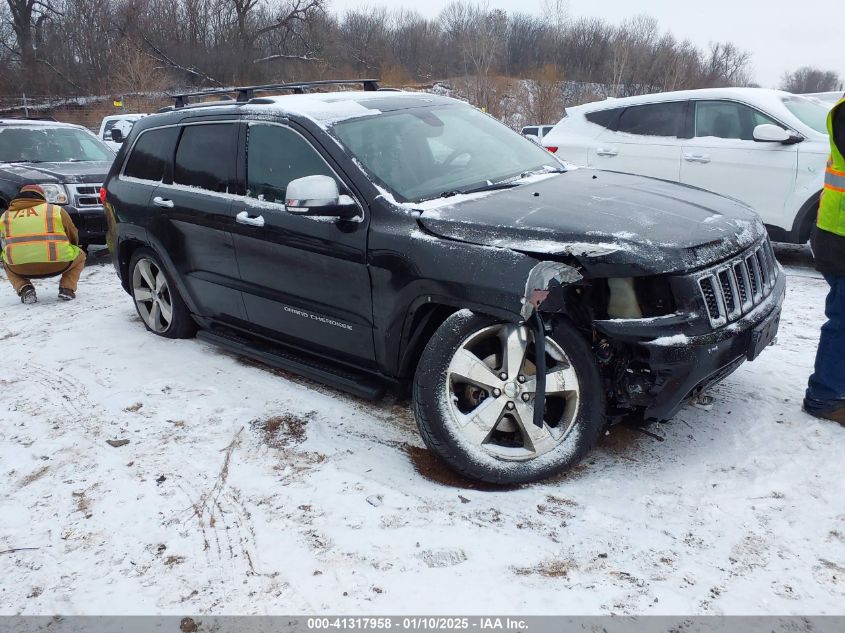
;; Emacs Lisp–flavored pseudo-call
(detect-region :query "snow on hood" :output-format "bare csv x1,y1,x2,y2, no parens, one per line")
415,169,767,276
0,161,112,184
376,171,563,213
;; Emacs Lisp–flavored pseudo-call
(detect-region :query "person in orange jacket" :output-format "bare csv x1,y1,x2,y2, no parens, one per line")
0,184,86,304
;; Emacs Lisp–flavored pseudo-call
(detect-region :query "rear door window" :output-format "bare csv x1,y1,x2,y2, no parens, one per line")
246,124,336,204
617,102,686,137
174,123,236,193
522,127,538,136
695,100,783,140
123,127,178,182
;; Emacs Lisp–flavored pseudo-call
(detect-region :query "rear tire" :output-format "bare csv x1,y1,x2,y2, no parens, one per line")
129,247,196,339
412,310,605,484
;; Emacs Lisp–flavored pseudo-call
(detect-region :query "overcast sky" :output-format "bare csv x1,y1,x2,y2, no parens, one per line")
329,0,842,89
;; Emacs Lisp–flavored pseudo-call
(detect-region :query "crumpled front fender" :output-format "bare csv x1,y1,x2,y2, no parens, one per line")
520,261,583,319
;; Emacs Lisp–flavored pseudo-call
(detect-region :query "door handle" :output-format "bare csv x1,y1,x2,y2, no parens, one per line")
152,196,174,208
236,210,265,227
684,153,711,164
596,147,618,157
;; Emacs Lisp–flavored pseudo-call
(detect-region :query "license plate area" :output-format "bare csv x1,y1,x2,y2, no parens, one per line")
747,309,780,361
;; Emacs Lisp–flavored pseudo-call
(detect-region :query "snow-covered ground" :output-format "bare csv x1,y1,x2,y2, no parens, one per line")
1,246,843,616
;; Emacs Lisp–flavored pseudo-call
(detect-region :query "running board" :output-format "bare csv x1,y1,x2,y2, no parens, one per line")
196,329,386,400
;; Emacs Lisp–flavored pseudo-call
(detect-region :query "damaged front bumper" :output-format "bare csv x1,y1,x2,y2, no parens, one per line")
593,265,786,422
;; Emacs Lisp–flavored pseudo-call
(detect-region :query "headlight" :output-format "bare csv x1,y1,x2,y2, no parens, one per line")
606,276,676,319
607,278,643,319
37,183,69,204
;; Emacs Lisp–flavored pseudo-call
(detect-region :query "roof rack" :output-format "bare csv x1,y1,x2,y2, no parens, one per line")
169,78,381,109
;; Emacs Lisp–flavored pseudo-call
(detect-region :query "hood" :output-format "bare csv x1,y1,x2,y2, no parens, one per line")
416,169,767,276
0,161,111,184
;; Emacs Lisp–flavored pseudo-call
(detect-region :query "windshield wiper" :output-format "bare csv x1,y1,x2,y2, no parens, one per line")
439,180,522,198
521,166,566,177
437,168,566,198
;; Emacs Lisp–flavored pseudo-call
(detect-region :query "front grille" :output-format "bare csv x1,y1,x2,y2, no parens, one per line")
68,183,103,208
697,239,778,328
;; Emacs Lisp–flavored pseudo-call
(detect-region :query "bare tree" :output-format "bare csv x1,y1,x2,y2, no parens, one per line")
781,67,843,94
239,0,326,77
338,6,389,74
5,0,62,84
0,0,762,116
109,37,169,93
442,1,507,112
388,9,442,82
524,63,564,124
541,0,568,34
703,42,751,87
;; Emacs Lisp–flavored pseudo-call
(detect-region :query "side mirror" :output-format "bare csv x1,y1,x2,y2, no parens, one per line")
110,128,124,143
285,175,359,219
752,124,802,144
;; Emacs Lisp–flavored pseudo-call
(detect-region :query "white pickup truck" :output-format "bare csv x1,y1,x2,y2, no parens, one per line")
98,114,148,152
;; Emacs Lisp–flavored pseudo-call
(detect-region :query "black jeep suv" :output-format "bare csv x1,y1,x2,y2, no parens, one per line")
0,119,115,246
102,81,785,484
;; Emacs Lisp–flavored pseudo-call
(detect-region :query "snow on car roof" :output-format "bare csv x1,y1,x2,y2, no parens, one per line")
101,113,148,121
572,87,797,112
243,91,458,126
0,118,85,129
567,87,828,137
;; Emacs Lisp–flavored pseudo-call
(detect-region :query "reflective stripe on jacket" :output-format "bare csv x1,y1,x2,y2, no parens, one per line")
818,96,845,237
1,202,80,265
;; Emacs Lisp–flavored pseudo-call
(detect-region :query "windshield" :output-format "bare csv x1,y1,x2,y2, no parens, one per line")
0,126,114,163
782,97,830,134
331,104,563,202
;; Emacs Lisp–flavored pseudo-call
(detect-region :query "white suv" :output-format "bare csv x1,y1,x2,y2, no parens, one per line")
542,88,830,243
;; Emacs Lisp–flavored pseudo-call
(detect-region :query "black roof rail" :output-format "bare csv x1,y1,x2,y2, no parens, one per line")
169,79,381,109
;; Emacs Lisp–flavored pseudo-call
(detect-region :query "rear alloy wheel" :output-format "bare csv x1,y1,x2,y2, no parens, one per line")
129,248,196,339
413,311,605,484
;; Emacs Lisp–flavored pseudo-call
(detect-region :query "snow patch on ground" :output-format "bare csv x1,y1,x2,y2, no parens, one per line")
0,249,843,615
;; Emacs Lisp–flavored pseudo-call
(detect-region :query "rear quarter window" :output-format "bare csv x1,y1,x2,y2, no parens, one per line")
585,108,622,129
124,127,178,182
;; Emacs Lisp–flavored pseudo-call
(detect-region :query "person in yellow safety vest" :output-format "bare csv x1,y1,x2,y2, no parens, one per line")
805,93,845,425
0,184,86,304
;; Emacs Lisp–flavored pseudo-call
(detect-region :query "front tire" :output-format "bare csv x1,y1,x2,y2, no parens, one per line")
412,310,605,484
129,248,196,339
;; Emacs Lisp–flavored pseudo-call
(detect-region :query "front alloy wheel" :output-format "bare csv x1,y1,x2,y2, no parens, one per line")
413,310,605,484
446,323,580,460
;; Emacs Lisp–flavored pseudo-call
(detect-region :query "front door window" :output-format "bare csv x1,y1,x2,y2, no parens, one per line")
246,124,337,205
694,101,782,141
